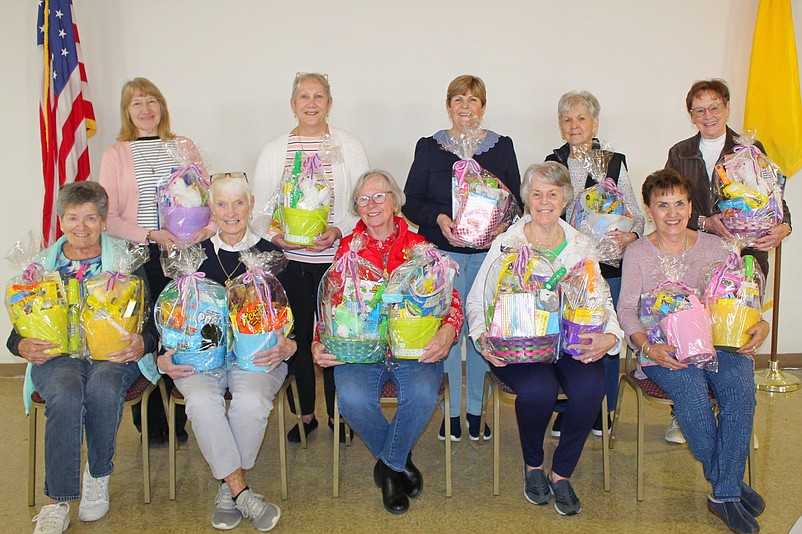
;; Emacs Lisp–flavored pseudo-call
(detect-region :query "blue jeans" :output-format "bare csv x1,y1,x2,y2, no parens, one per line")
31,357,141,500
442,250,488,418
642,351,755,501
334,360,443,472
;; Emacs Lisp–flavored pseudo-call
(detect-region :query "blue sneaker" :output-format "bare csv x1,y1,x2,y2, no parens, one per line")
739,483,765,517
707,498,759,534
523,468,551,505
548,478,581,516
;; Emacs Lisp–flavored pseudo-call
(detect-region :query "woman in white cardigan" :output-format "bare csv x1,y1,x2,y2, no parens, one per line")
253,73,369,442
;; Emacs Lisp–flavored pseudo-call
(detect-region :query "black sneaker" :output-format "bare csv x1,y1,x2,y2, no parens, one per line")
549,478,581,516
437,416,461,442
328,420,354,443
523,468,551,505
287,418,318,443
550,413,563,438
466,413,492,441
591,411,612,437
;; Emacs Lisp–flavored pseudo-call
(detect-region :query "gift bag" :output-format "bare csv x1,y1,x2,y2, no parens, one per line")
713,134,785,245
382,244,458,359
704,245,764,351
483,245,564,363
318,237,388,363
155,245,227,371
559,258,610,356
5,233,71,355
81,242,149,360
227,250,293,371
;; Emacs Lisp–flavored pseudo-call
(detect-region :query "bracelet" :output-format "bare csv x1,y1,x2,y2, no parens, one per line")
146,230,153,244
640,340,651,359
698,215,707,233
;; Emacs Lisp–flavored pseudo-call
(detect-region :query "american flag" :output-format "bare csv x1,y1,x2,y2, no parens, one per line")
37,0,96,245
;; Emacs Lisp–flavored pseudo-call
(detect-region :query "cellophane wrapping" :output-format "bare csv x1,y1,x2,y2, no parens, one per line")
157,140,211,243
559,243,610,356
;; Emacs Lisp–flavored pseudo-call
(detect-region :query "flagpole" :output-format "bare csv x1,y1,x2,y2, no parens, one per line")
754,242,800,392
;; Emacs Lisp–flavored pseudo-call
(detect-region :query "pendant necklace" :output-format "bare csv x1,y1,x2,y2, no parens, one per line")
215,249,242,285
656,231,689,257
132,139,163,175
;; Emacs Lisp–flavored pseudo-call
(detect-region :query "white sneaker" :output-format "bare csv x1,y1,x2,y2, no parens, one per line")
212,483,242,530
235,489,281,532
78,464,110,522
665,416,686,444
32,502,70,534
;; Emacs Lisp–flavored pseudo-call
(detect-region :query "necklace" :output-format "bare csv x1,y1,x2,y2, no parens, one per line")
214,248,242,285
526,223,563,250
656,230,689,257
132,139,164,175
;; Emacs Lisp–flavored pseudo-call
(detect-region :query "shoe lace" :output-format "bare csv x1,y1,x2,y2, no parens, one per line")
32,503,67,529
236,491,267,519
83,475,108,502
216,485,236,511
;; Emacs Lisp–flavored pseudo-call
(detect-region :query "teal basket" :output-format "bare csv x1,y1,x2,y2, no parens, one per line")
322,334,387,364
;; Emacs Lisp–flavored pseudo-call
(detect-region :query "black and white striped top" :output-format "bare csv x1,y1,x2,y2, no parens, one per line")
131,137,180,230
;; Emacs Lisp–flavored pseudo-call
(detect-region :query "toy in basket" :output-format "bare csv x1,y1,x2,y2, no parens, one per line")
155,245,227,371
439,123,518,248
559,258,610,356
382,244,458,359
713,133,785,245
227,250,293,371
270,151,332,246
157,161,211,243
482,245,565,363
704,246,764,351
81,242,149,360
5,232,71,354
318,237,388,363
570,142,634,265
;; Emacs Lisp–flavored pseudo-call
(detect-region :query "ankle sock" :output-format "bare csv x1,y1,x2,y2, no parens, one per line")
232,485,250,501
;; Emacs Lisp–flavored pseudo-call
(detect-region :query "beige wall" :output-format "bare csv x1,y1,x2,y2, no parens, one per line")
2,0,801,363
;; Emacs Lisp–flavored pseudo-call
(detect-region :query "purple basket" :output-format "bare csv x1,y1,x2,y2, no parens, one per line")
561,319,605,356
165,205,210,242
486,334,560,364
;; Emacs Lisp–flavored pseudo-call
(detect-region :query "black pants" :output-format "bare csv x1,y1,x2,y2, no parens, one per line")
132,243,187,435
284,260,335,420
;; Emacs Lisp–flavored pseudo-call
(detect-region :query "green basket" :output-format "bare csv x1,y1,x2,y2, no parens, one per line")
388,316,442,359
281,206,329,245
322,334,387,364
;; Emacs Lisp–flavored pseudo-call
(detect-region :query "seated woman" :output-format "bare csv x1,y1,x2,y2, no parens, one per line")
312,170,463,515
465,162,623,516
7,181,159,533
157,173,296,532
617,169,768,534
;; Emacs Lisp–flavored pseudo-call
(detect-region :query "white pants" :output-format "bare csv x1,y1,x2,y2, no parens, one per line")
176,363,288,480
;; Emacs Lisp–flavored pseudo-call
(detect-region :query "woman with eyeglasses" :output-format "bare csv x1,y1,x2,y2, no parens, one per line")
156,173,295,532
253,73,370,443
312,170,463,515
99,77,211,445
403,74,521,442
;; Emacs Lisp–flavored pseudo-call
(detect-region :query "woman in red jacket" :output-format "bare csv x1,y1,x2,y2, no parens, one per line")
313,170,463,515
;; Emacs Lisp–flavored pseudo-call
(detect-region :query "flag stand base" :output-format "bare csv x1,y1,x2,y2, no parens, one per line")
754,360,800,393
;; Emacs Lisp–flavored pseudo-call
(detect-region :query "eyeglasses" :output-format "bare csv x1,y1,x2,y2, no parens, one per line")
690,103,726,118
210,172,248,183
295,72,329,81
355,192,390,207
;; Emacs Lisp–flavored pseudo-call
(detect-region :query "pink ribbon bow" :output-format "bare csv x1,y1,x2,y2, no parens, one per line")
334,250,364,309
513,247,533,290
105,272,127,291
22,262,44,283
452,158,481,187
242,267,276,322
602,177,624,197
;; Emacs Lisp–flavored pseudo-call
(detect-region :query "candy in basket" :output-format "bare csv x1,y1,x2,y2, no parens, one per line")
318,237,388,363
227,250,293,371
569,142,634,264
270,151,333,246
155,245,227,371
640,256,716,370
81,242,149,360
5,232,70,354
713,134,785,245
559,258,610,356
382,244,458,359
440,123,518,248
157,139,210,242
703,243,764,351
483,245,565,363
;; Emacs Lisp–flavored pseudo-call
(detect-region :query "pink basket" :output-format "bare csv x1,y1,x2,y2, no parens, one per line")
658,298,714,362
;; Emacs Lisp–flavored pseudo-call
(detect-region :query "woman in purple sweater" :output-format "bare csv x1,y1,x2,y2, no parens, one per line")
618,169,769,534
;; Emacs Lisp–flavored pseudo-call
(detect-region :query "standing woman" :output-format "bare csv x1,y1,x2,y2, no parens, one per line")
404,75,521,441
99,77,210,444
545,90,645,436
253,73,370,442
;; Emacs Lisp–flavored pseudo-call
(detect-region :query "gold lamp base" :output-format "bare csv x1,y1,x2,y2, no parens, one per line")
755,360,801,393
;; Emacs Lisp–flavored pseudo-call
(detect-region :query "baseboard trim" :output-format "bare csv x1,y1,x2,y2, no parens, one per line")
0,363,26,377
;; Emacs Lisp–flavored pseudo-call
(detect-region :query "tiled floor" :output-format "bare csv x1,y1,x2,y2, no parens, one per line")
3,369,802,533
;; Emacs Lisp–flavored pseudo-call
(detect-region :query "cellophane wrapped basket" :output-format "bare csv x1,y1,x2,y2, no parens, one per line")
713,135,785,245
81,242,149,360
158,156,211,243
226,250,293,371
483,246,564,363
5,232,72,355
155,245,227,371
703,245,764,351
318,237,388,363
382,244,458,359
559,258,610,356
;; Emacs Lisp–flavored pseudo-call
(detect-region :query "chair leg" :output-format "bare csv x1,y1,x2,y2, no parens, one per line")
28,407,38,507
478,372,491,446
140,384,155,504
610,375,627,449
285,376,307,449
333,393,340,498
168,396,177,500
636,389,645,502
492,380,500,496
747,433,755,486
277,378,289,501
601,395,610,492
443,375,452,498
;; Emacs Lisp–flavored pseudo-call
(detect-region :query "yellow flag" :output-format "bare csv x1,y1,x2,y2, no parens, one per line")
745,0,802,177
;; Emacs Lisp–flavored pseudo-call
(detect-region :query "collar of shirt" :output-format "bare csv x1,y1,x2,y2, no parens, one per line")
211,228,260,253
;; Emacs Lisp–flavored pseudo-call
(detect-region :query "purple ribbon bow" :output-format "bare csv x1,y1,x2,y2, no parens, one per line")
22,262,44,283
334,250,364,309
726,145,763,179
513,247,533,290
602,177,624,197
177,272,206,315
706,253,743,298
105,272,127,291
242,267,276,322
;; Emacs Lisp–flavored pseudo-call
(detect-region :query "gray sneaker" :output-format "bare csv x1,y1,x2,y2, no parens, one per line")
523,468,551,505
549,478,581,516
235,489,281,532
212,483,242,530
